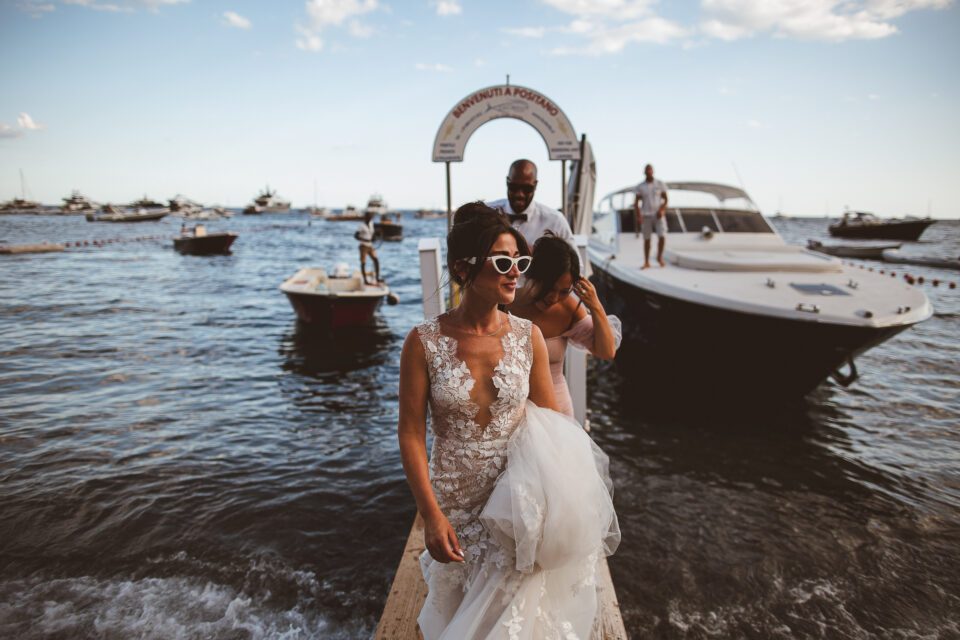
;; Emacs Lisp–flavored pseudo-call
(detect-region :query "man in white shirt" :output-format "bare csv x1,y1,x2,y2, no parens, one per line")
355,209,380,284
634,163,669,269
487,159,576,255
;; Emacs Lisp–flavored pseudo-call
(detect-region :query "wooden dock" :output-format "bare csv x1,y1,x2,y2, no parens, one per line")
375,514,627,639
0,242,65,255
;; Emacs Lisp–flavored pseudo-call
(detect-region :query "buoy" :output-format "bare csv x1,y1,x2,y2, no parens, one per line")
917,276,925,284
950,282,957,290
932,279,940,287
906,276,915,285
890,272,896,278
868,267,874,272
387,292,400,306
879,270,884,274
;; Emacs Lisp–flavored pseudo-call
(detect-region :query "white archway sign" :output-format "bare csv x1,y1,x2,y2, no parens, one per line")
432,82,580,225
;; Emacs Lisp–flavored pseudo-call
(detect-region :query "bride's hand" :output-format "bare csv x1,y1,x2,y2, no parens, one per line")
423,513,465,563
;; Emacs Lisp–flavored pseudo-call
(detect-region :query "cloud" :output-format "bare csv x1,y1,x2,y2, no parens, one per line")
16,1,55,17
347,19,374,37
746,118,770,129
550,17,689,54
536,0,687,54
699,0,952,42
542,0,658,19
296,0,379,52
0,124,24,139
432,0,462,15
17,113,45,130
415,62,453,72
502,26,547,38
62,0,189,12
295,25,323,51
222,10,251,30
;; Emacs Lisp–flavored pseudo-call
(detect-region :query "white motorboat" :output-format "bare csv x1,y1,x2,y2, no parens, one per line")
587,182,932,398
61,190,97,213
365,194,388,217
243,185,291,214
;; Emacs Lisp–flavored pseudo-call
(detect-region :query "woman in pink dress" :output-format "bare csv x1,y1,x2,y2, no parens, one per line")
509,235,621,418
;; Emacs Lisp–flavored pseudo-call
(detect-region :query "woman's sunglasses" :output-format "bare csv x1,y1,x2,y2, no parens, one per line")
466,255,532,275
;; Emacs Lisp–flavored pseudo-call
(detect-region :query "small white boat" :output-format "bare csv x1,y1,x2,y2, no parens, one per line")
365,194,388,217
280,264,395,327
87,204,169,222
807,240,901,260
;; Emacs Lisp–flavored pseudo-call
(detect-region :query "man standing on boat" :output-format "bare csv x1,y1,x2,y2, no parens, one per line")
634,164,669,268
355,209,380,285
487,159,576,253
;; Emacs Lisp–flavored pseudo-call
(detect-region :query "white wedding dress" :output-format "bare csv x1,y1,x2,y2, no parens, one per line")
415,315,620,640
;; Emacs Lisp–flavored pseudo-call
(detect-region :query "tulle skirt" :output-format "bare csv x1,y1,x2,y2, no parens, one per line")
418,401,620,639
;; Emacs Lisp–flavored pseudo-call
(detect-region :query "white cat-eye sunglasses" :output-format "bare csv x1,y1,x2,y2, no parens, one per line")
465,255,533,275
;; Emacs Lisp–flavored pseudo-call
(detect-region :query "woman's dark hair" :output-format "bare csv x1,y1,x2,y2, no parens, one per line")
447,201,530,287
526,233,580,301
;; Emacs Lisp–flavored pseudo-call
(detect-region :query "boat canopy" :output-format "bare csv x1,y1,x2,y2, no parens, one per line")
604,181,753,204
665,182,753,203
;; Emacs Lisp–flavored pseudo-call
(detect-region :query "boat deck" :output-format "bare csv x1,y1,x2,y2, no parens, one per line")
591,233,930,328
375,515,627,639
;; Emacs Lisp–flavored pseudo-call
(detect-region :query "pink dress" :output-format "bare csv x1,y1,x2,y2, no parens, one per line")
544,313,622,418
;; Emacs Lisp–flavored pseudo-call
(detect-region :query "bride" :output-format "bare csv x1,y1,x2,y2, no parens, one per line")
398,202,620,639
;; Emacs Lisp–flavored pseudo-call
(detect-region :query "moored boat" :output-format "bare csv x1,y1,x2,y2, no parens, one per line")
588,182,932,399
173,224,237,255
87,204,169,222
280,264,392,328
829,211,935,240
61,190,97,213
807,239,901,260
323,205,364,221
374,213,403,241
243,185,291,214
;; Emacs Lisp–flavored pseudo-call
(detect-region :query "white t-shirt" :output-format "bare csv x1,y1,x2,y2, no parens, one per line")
486,198,576,253
356,220,374,245
635,179,668,217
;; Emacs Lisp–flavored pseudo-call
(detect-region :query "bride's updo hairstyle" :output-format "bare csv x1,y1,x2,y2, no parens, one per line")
447,201,530,287
526,233,581,302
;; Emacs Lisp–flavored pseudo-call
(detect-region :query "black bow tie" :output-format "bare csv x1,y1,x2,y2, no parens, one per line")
507,212,528,223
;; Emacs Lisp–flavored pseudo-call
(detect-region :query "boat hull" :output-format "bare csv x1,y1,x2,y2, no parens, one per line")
86,210,169,222
173,233,237,255
591,261,909,399
374,223,403,241
828,219,934,240
282,291,385,328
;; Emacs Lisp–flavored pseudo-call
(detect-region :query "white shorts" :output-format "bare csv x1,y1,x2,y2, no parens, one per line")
641,216,665,240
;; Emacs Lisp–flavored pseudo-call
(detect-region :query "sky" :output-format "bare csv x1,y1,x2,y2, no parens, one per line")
1,0,958,218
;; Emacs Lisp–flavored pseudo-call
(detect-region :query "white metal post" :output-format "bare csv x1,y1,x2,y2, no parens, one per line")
418,238,446,319
565,234,589,430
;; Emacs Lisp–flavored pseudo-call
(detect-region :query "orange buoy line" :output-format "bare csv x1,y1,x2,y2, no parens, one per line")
840,261,956,290
61,235,172,248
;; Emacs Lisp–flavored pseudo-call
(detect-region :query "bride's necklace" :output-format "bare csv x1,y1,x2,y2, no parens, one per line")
450,311,503,337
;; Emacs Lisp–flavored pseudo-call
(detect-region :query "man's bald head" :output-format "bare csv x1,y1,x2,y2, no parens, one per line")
508,159,538,182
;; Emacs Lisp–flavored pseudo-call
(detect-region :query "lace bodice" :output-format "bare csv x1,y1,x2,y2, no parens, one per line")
415,313,533,564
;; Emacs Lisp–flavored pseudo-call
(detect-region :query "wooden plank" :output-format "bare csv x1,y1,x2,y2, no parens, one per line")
375,514,426,640
0,243,65,255
596,555,628,639
375,514,628,639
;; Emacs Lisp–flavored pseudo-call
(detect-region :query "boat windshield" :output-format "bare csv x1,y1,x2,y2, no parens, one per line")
593,183,774,243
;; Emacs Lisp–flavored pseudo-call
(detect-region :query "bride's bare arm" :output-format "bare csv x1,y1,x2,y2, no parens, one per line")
527,324,559,411
398,329,464,563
